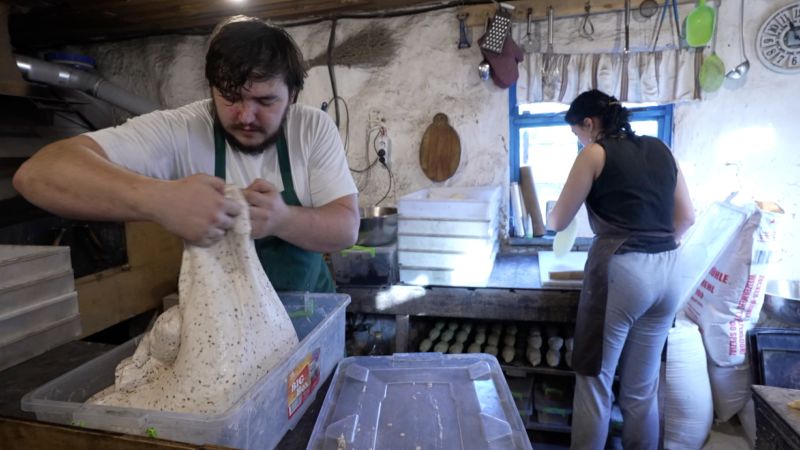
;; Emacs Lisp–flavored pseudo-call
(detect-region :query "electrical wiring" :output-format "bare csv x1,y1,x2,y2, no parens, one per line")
375,163,394,206
323,93,392,204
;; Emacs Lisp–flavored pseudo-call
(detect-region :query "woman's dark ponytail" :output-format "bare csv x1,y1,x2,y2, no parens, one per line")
565,90,635,140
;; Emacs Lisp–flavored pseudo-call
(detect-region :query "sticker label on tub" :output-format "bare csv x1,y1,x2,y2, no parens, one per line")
287,348,321,418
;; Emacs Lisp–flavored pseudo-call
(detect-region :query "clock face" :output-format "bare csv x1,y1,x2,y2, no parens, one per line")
756,2,800,73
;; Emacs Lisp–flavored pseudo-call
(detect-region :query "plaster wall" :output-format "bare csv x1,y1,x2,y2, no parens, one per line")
67,1,799,278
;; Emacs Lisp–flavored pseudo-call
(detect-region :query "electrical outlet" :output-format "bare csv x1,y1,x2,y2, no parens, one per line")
377,134,391,169
368,110,383,124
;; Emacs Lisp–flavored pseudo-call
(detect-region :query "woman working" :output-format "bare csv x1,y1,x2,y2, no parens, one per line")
548,90,695,449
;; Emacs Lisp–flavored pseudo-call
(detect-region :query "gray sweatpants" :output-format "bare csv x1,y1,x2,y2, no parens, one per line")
571,250,680,450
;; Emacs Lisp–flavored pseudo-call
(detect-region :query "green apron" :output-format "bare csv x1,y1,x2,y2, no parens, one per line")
214,125,335,293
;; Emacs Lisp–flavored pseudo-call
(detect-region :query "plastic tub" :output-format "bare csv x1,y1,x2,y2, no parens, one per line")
535,406,572,426
330,244,397,286
0,290,79,344
398,216,498,238
307,352,531,450
398,232,497,253
0,269,74,316
0,245,71,285
398,185,501,221
399,247,497,288
398,241,498,270
0,314,81,372
22,293,350,450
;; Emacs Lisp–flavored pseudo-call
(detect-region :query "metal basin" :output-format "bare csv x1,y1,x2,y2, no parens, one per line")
356,207,397,246
763,280,800,325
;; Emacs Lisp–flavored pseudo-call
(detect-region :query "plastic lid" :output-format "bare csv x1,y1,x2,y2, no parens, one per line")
44,52,97,71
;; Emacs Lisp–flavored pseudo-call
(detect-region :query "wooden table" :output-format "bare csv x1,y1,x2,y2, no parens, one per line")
339,253,581,352
752,385,800,449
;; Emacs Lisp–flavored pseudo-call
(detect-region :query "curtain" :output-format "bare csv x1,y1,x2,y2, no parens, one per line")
519,49,703,104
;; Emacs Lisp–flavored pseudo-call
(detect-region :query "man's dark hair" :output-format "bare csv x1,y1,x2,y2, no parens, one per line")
205,16,307,102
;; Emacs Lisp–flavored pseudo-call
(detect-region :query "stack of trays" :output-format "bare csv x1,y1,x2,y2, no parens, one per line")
0,245,81,371
398,185,501,287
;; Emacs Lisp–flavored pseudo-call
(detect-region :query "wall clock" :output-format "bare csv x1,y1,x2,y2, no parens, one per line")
756,1,800,73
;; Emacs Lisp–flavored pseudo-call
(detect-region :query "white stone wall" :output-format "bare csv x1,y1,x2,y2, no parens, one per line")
66,1,798,278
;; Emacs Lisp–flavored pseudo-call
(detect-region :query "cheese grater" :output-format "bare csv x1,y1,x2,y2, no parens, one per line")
480,9,512,54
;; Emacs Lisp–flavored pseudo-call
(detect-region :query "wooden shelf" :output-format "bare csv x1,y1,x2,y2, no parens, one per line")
501,363,575,377
526,419,571,434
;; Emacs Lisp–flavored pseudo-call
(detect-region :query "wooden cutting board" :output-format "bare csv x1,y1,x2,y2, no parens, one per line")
419,113,461,182
538,251,587,290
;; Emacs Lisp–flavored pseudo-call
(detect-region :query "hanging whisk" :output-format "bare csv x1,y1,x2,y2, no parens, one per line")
580,1,595,40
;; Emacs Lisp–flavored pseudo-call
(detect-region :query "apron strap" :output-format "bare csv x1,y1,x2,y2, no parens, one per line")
214,124,226,179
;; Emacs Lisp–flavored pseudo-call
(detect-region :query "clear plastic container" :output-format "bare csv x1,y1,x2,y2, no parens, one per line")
399,247,497,288
0,314,81,372
21,293,350,450
398,241,498,270
398,185,502,221
0,290,79,344
0,269,74,316
0,245,71,284
330,244,397,286
398,216,498,238
307,352,531,450
398,232,497,253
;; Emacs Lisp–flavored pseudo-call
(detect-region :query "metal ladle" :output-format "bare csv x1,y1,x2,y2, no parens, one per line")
726,0,750,79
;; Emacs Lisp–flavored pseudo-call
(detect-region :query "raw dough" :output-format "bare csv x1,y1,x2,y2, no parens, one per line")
88,186,299,414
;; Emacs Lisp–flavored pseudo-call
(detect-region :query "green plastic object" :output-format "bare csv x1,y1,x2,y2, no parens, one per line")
686,0,715,47
699,53,725,92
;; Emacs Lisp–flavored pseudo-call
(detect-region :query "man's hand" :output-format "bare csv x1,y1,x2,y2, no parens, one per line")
149,174,241,246
243,179,291,239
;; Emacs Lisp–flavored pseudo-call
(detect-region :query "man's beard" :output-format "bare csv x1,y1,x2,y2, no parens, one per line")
214,108,289,155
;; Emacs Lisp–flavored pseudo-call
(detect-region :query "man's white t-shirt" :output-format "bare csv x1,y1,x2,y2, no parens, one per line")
86,99,356,207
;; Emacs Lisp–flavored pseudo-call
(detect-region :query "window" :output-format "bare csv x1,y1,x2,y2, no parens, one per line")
508,89,674,236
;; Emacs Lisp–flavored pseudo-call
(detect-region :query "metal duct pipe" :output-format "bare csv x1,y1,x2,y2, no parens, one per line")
15,55,159,115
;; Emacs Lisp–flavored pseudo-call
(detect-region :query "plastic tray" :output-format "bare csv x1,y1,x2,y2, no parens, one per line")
398,215,499,238
398,241,498,270
0,290,79,345
307,353,531,450
0,245,71,284
0,269,74,316
0,314,81,372
398,185,501,221
398,232,498,253
22,293,350,450
399,248,497,288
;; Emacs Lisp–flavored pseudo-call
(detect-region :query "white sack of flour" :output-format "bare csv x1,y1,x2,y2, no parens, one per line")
660,317,713,450
684,201,783,367
89,186,299,414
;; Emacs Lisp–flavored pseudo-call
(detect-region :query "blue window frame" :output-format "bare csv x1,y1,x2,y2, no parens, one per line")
508,87,674,184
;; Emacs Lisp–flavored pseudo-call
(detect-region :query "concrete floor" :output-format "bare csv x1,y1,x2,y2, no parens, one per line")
702,420,751,450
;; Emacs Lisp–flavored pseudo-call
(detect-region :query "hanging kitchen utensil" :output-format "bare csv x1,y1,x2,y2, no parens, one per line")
726,0,750,79
699,7,725,92
639,0,659,18
650,0,681,50
521,8,536,53
542,6,559,87
457,13,472,49
479,6,512,54
670,0,682,48
579,2,595,40
621,0,630,100
686,0,715,47
478,60,491,80
419,113,461,182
